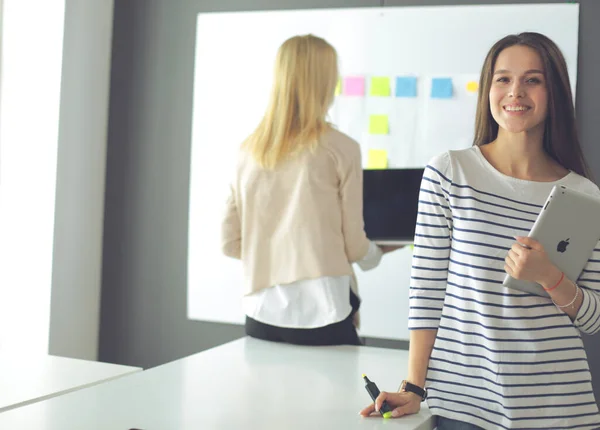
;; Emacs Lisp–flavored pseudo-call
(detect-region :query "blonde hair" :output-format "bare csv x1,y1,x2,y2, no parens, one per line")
243,34,339,169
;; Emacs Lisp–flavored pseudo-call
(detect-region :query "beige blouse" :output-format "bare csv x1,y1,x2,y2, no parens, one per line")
221,128,371,296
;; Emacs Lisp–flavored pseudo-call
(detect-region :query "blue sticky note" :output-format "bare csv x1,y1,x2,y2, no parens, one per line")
395,76,417,97
431,78,453,99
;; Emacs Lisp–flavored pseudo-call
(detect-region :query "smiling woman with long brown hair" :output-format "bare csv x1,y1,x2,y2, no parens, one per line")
361,32,600,430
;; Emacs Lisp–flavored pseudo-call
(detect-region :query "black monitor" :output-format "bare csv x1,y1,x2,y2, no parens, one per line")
362,168,424,243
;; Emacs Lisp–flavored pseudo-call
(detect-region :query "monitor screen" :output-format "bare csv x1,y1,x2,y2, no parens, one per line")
362,168,424,242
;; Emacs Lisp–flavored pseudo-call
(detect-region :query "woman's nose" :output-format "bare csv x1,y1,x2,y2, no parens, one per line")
509,81,525,98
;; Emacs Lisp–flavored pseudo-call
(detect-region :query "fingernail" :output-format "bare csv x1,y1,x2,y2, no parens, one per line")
374,405,379,412
392,410,400,417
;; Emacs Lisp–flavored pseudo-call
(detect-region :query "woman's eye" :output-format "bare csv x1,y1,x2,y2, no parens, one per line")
526,78,541,84
496,77,509,83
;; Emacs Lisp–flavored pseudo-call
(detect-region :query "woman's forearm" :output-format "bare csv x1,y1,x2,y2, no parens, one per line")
406,329,437,388
539,266,583,320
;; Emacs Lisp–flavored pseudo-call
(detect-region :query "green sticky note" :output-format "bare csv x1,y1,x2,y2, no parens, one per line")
335,78,342,96
370,77,391,96
367,149,388,169
369,114,389,135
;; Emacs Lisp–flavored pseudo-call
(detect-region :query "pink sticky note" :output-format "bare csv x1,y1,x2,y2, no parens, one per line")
343,76,365,96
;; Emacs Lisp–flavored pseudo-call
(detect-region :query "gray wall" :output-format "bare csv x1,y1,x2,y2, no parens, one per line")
100,0,600,404
571,0,600,405
99,0,381,370
50,0,114,361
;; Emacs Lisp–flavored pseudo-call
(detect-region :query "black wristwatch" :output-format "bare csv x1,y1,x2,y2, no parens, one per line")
400,380,427,401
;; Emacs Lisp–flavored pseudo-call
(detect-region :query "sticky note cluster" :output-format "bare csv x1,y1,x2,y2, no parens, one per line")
335,75,478,99
338,76,418,98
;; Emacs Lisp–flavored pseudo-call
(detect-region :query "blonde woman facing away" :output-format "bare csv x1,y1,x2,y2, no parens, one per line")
221,35,398,346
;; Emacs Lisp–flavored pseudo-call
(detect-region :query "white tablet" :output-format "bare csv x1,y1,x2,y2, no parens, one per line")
503,185,600,297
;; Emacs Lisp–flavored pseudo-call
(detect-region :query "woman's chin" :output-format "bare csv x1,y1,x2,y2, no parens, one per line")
497,119,545,136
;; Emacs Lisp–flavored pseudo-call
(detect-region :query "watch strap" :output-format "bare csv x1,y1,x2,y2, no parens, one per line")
401,380,427,401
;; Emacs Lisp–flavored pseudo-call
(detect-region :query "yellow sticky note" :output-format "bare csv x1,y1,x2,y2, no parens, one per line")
369,114,389,135
367,149,388,169
466,81,479,93
335,78,342,96
370,77,391,96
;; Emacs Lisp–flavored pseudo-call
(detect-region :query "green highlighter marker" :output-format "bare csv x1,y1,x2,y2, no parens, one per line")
362,374,394,418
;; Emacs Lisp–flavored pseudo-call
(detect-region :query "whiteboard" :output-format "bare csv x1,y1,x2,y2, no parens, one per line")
187,4,579,340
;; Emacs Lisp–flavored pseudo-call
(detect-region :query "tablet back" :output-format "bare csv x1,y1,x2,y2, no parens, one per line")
503,185,600,297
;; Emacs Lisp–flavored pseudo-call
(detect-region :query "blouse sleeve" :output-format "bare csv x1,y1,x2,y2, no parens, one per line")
408,152,453,331
573,242,600,334
221,184,242,259
337,141,370,263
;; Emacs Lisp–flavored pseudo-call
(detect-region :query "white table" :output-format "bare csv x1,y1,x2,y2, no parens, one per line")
0,353,141,413
0,337,434,429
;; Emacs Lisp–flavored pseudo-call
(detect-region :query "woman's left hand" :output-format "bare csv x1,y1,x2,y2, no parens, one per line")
504,236,558,286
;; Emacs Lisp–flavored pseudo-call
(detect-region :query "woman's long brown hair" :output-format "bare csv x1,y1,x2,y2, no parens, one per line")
473,32,591,179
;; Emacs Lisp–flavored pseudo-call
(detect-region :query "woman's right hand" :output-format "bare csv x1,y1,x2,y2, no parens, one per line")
379,245,404,254
359,390,421,418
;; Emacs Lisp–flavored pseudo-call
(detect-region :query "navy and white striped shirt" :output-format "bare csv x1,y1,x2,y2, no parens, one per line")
409,146,600,430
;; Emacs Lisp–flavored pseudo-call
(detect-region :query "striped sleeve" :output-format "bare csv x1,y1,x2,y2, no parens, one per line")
408,152,453,331
574,243,600,334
